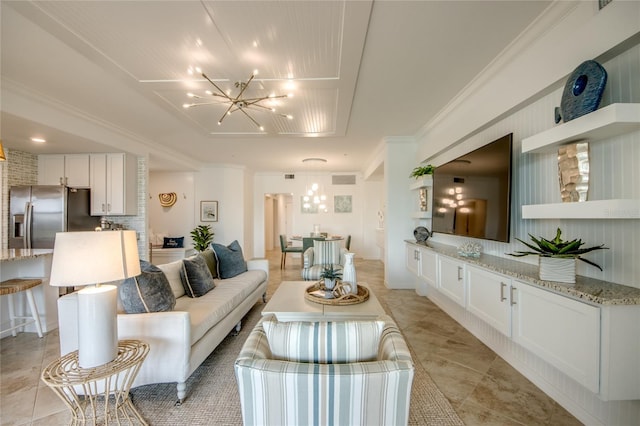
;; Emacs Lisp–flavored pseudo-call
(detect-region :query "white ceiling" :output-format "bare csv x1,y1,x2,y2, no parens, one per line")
1,0,551,173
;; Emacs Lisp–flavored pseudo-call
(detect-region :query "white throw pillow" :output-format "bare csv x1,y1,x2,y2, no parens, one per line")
262,319,384,364
156,260,185,299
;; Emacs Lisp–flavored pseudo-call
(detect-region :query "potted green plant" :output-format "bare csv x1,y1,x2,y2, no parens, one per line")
409,164,434,179
190,225,214,252
319,265,342,290
507,228,607,283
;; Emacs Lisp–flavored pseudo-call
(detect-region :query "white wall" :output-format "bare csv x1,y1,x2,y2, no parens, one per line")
148,171,195,247
252,172,380,259
149,165,248,253
384,138,418,289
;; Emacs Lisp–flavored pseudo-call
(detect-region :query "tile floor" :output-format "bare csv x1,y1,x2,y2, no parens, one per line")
0,251,582,425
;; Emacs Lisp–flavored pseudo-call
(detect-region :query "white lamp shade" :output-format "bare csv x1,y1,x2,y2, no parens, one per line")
50,230,141,287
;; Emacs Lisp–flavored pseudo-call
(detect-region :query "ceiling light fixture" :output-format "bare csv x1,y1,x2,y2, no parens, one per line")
183,70,293,131
302,158,328,212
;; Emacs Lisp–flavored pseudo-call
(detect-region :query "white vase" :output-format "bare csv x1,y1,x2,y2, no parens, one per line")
342,253,358,294
539,257,576,283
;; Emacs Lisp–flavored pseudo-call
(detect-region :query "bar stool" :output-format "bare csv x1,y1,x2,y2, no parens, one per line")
0,278,44,338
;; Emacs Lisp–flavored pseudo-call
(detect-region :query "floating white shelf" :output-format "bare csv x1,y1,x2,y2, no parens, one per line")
522,199,640,219
409,175,433,190
411,211,432,219
522,103,640,154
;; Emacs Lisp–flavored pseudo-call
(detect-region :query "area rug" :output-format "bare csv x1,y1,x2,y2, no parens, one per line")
130,302,464,425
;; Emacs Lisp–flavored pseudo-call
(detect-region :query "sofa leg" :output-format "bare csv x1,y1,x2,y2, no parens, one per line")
176,382,186,405
262,292,267,303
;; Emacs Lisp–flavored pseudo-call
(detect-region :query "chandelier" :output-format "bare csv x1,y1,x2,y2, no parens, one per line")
302,158,327,212
183,70,293,131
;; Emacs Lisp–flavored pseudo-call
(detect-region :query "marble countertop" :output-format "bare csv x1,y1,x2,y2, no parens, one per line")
406,240,640,306
0,249,54,262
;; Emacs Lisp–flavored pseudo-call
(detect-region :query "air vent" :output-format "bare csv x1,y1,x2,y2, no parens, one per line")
284,174,295,180
453,177,465,184
332,175,356,185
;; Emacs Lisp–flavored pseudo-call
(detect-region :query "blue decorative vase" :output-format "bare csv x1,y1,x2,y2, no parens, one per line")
559,60,607,122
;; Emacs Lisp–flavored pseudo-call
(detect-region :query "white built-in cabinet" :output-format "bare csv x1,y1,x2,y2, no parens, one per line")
38,154,90,187
405,241,640,400
438,256,465,307
419,248,437,288
511,281,600,393
406,245,420,277
90,153,137,216
466,266,513,337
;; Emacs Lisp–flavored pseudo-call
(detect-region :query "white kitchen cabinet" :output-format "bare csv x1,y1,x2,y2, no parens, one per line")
438,255,466,307
90,153,138,216
406,244,421,277
511,282,600,393
38,154,90,187
466,266,512,337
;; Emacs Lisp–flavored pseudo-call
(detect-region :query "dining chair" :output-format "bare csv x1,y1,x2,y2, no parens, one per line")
345,235,352,251
302,237,325,255
279,235,303,269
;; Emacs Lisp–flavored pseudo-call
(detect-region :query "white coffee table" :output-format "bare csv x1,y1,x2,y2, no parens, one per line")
262,281,385,322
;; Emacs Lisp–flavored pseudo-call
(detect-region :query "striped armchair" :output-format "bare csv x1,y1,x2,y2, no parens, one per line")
234,315,414,426
301,240,347,280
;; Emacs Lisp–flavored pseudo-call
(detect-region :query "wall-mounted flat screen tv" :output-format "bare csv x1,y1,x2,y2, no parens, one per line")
432,133,513,243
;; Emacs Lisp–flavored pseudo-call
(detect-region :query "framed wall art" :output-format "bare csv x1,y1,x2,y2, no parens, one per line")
334,195,352,213
200,201,218,222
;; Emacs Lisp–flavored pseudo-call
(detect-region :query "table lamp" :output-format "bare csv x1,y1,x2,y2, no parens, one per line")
50,230,140,368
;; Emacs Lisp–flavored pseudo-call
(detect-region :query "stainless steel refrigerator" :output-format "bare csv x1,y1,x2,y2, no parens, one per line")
9,185,101,249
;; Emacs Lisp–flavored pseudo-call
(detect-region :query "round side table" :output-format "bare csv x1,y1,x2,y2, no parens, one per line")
41,339,149,425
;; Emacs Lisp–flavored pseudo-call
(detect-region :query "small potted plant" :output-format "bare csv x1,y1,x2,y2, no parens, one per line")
507,228,607,283
409,164,434,179
320,265,342,290
190,225,214,252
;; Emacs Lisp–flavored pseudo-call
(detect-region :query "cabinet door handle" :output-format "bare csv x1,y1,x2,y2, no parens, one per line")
107,203,111,212
500,282,507,302
457,266,463,281
510,286,517,306
102,203,106,212
59,177,64,185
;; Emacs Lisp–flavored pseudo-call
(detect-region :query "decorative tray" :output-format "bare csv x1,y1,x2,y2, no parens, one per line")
304,281,369,306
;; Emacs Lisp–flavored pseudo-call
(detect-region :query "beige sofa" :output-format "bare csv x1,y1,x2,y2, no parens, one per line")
57,257,268,403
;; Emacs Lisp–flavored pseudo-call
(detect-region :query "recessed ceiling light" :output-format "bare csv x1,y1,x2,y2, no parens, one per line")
31,137,46,143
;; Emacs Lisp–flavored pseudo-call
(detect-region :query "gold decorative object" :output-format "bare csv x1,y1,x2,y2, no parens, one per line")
304,281,369,306
159,192,177,207
183,70,293,131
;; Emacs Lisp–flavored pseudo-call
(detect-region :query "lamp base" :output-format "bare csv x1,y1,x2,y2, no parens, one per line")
77,285,118,368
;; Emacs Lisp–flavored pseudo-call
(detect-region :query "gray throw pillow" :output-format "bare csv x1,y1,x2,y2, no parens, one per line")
119,261,176,313
200,248,218,279
180,254,215,297
211,240,248,279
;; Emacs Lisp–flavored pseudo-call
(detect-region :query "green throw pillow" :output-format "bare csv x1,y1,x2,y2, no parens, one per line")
200,248,218,279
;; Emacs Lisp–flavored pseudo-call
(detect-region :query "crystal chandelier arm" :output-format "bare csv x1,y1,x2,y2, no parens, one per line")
202,73,234,101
